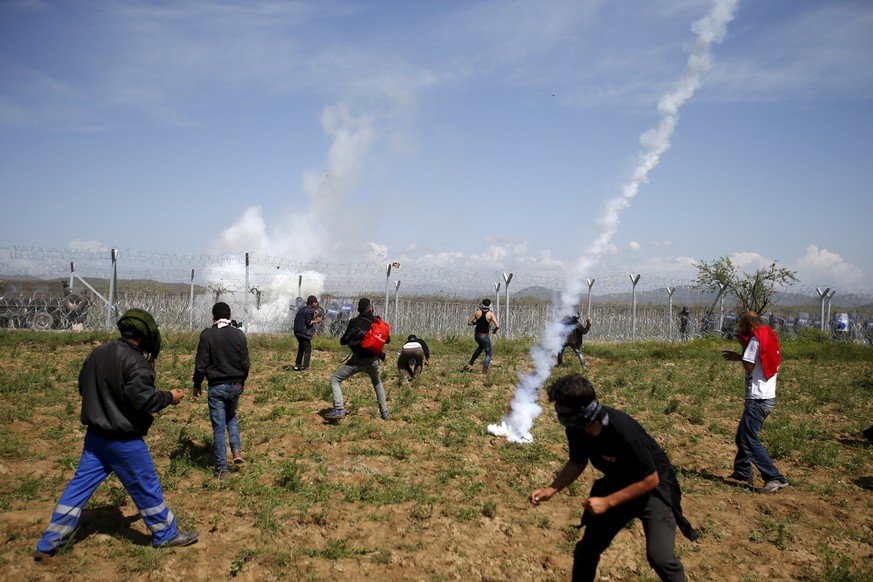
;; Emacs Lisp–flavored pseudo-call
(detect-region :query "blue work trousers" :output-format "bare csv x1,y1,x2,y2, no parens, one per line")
36,431,178,553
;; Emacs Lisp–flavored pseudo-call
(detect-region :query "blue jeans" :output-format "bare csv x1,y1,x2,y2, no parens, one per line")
734,398,784,483
208,383,242,473
330,361,388,414
470,333,493,368
36,431,179,552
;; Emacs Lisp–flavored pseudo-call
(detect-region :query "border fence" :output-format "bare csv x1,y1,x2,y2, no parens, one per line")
2,246,872,344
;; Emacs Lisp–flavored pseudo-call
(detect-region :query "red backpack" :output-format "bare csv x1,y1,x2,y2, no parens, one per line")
360,317,390,355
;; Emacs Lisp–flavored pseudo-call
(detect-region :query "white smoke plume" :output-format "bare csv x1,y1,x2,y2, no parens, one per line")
488,0,740,443
207,105,375,327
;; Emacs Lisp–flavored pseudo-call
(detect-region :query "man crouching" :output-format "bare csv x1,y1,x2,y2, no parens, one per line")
530,373,698,581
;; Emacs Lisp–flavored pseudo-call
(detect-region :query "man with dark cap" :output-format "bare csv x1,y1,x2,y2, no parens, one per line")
34,309,198,560
323,298,390,420
530,373,698,582
194,302,251,478
397,334,430,380
293,295,322,371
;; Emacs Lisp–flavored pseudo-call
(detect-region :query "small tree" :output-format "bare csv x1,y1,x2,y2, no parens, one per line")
693,256,798,314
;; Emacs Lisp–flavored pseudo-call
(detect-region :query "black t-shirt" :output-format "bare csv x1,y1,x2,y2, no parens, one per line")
567,406,698,540
568,407,672,485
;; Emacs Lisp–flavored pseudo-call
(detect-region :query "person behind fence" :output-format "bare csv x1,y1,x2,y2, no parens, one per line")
721,310,789,493
34,309,198,560
193,302,251,479
529,373,698,582
323,298,391,421
466,298,500,373
397,334,430,380
293,295,322,371
679,307,691,340
557,314,592,367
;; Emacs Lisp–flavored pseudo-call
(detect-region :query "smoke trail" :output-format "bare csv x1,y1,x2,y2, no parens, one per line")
488,0,740,443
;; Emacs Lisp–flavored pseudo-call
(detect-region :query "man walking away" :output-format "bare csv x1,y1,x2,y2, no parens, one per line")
194,302,251,479
35,309,197,559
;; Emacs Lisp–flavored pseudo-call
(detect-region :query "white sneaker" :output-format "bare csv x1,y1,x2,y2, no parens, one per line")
759,479,788,493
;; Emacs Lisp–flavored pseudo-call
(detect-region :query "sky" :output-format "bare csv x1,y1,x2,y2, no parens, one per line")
2,0,872,294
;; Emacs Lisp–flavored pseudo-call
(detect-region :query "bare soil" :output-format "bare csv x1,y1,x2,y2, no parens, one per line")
0,337,871,581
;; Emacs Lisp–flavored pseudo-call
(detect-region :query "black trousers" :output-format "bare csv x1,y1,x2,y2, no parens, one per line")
295,335,312,368
573,494,686,582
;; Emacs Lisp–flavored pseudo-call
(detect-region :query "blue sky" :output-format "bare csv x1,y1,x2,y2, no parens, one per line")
2,0,872,292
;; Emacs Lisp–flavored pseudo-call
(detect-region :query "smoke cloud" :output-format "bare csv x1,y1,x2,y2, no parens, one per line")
488,0,740,443
206,105,375,327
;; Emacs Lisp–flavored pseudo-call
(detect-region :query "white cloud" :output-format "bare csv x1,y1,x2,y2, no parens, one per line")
627,240,641,252
729,251,773,271
794,245,865,288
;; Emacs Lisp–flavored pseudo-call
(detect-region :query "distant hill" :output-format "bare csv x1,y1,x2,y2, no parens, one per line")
512,284,873,312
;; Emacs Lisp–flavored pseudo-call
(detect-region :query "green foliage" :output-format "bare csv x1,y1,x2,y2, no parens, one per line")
694,256,798,313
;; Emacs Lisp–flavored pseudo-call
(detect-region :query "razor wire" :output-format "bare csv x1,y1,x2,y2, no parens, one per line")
2,246,873,343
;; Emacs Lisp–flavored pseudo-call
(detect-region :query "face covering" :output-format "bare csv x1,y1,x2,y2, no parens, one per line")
555,400,602,428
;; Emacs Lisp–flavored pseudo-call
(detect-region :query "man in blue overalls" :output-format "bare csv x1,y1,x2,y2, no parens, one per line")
34,309,198,559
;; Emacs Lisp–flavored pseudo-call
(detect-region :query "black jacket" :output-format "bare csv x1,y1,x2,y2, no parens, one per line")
193,325,251,388
340,311,390,365
79,339,174,438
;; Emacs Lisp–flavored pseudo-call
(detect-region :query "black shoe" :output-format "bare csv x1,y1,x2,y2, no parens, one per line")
158,531,199,548
33,549,57,561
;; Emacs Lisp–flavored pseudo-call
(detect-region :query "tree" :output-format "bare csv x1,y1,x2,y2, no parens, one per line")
693,256,798,314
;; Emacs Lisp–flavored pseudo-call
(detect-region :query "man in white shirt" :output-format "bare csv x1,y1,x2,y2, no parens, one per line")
722,311,788,493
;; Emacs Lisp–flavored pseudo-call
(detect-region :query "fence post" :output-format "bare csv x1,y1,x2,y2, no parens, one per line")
394,280,401,329
107,248,118,329
816,287,830,332
666,286,676,343
189,269,195,331
244,253,250,331
586,278,595,319
629,273,641,341
503,272,513,338
494,282,501,325
826,289,836,332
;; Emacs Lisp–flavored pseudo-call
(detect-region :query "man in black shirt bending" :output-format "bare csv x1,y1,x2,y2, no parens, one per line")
530,373,698,582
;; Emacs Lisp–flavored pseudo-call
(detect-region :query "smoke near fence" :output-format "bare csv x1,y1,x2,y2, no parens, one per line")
488,0,741,443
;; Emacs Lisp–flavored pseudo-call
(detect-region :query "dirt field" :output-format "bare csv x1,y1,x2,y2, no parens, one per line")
0,332,871,581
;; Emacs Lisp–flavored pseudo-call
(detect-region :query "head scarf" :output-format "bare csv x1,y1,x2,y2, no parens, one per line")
117,308,161,361
555,399,608,429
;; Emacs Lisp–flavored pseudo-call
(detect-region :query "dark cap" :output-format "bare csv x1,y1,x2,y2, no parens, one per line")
358,297,372,313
